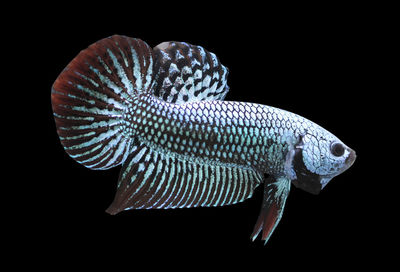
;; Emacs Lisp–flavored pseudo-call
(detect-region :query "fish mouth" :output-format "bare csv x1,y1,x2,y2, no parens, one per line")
320,176,333,189
339,148,356,175
336,148,357,175
321,148,356,189
345,148,357,168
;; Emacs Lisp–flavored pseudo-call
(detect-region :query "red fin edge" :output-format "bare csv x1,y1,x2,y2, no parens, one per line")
250,177,291,244
250,202,278,242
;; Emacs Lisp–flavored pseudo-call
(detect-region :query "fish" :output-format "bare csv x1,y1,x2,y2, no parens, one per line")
51,35,356,244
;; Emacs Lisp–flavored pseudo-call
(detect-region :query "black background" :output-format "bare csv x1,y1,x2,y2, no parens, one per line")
14,3,388,269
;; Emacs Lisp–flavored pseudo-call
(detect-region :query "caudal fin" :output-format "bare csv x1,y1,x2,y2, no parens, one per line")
51,35,154,169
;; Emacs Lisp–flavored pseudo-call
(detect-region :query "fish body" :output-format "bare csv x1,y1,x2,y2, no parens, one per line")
52,35,356,244
120,93,335,181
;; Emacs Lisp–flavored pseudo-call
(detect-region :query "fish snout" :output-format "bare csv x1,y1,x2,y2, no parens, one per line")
345,148,356,169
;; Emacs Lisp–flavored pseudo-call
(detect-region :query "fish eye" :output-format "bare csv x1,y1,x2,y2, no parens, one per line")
330,142,345,157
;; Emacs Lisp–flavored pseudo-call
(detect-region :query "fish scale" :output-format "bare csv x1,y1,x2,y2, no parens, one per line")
124,93,310,176
51,35,356,245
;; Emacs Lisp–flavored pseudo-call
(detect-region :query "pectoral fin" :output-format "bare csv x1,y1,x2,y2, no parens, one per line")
250,177,291,245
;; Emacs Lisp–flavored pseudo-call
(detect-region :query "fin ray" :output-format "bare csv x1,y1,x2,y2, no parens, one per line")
152,41,229,104
106,143,262,214
250,177,291,244
52,35,154,170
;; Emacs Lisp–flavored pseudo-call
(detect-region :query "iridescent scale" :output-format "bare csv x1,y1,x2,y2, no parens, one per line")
127,94,313,173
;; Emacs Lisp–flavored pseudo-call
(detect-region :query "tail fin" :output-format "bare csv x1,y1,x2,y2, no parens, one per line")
51,35,154,170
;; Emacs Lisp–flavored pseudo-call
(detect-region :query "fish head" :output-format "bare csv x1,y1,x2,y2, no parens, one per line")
290,130,356,194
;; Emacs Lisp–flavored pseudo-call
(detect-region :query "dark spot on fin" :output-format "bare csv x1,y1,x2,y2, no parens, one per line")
152,41,229,104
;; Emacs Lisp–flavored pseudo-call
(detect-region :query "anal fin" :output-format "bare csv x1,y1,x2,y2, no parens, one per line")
250,177,291,245
106,141,263,214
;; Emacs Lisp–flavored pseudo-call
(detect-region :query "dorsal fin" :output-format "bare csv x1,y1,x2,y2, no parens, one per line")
152,41,229,104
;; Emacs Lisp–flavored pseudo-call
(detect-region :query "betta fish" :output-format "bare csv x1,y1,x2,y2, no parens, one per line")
51,35,356,244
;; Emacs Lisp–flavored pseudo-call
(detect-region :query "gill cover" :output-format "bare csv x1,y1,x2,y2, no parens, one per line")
287,136,324,195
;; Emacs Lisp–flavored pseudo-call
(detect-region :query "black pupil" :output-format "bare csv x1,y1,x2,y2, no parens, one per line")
331,143,345,157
